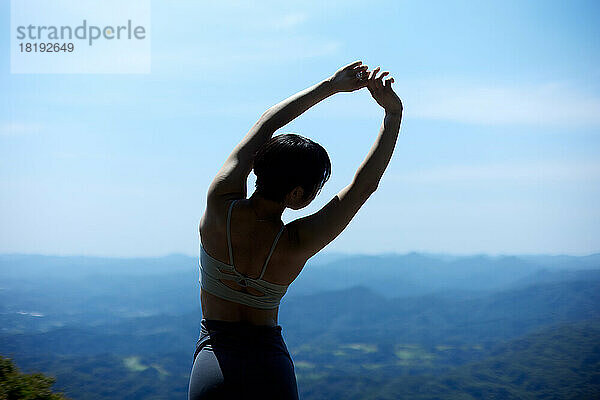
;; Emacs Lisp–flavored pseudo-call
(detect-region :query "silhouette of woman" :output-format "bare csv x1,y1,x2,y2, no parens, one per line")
188,60,403,399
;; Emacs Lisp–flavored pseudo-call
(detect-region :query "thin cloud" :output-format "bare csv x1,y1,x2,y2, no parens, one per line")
0,123,42,136
391,162,600,184
270,13,308,30
149,4,338,74
307,79,600,128
152,36,341,72
405,80,600,127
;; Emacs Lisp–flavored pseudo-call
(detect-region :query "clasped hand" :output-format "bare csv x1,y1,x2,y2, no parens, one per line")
329,60,403,114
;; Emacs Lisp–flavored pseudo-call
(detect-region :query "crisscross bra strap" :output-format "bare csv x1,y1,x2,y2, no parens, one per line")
226,199,285,279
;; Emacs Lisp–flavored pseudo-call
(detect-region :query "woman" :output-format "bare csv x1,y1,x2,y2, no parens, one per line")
188,60,403,399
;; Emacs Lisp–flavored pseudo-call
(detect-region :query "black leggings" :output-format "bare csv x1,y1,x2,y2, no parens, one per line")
188,319,299,400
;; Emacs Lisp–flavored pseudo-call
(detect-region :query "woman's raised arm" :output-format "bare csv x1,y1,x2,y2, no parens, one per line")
288,67,403,262
207,60,369,200
353,66,403,191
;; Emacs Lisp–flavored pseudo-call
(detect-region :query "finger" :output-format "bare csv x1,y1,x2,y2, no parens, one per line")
369,66,381,80
378,71,390,80
367,70,378,84
344,60,362,70
375,71,389,89
384,77,394,88
371,67,381,80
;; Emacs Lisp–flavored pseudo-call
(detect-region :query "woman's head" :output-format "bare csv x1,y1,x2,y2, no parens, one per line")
252,133,331,208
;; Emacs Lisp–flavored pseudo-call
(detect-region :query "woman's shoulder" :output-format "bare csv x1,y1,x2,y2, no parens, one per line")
200,197,245,240
204,196,245,224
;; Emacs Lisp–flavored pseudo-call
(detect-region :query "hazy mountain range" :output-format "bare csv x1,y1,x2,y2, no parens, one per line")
1,252,599,399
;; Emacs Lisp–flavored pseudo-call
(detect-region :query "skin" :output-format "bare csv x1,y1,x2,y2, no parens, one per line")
199,60,403,326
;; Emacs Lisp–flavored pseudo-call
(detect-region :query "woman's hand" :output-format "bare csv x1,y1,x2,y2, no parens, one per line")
328,60,370,93
366,66,403,113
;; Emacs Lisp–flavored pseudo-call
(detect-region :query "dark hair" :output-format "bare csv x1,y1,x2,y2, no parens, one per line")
252,133,331,203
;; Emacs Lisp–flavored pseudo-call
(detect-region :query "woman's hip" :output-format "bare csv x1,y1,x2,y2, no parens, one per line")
189,319,298,399
193,318,292,361
189,348,298,400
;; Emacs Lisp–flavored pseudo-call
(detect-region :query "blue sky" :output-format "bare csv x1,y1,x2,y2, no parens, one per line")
1,0,599,257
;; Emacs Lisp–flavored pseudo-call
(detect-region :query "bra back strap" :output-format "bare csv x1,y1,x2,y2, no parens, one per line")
258,224,285,280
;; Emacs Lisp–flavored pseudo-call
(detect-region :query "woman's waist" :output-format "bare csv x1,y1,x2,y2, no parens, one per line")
197,318,288,353
201,318,282,335
201,290,279,326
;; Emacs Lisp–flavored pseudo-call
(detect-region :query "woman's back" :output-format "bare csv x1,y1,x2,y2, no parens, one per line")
199,198,307,326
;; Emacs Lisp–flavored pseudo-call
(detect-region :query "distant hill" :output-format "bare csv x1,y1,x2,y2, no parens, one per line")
288,253,546,298
281,278,600,348
509,268,600,289
0,253,193,278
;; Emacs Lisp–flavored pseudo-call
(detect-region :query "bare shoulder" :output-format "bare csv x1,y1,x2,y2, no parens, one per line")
200,193,243,237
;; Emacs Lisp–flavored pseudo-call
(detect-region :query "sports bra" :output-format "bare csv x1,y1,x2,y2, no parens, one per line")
199,199,289,309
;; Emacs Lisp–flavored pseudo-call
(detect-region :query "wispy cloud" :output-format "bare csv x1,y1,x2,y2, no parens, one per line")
307,79,600,128
149,3,339,75
271,13,308,30
390,162,600,184
152,35,341,73
0,122,42,136
405,79,600,127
